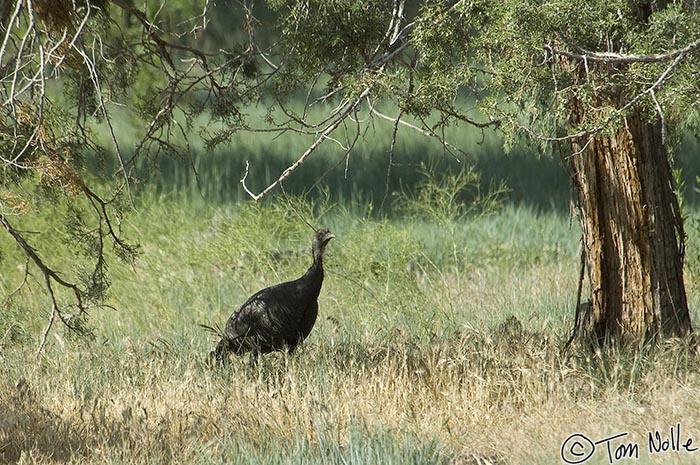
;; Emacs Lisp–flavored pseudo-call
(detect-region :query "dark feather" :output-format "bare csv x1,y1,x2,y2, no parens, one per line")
209,229,334,364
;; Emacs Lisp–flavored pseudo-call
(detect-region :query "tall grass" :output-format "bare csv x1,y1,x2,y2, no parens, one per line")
3,181,700,463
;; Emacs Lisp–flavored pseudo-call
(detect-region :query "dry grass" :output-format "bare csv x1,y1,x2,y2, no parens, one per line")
3,320,700,464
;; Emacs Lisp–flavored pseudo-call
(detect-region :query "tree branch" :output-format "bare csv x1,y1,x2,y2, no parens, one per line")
0,212,88,352
546,37,700,64
241,86,374,200
515,39,691,147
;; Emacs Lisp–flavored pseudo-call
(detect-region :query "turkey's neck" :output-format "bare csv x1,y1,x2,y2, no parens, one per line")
297,247,325,303
303,249,324,283
312,241,326,267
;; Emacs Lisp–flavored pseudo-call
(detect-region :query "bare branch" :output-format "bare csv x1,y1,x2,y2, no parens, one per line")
241,86,374,200
616,47,688,115
3,256,30,305
373,0,406,59
0,216,82,303
546,37,700,64
37,279,58,356
651,89,665,146
178,0,213,38
369,22,414,70
370,107,475,163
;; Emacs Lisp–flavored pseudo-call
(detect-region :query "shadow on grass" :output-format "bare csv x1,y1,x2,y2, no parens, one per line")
0,379,87,464
128,143,573,213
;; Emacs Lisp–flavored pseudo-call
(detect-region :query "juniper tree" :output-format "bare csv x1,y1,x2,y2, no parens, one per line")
407,0,700,347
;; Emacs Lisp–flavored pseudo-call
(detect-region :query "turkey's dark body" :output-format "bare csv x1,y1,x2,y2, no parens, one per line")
218,264,322,354
209,229,334,363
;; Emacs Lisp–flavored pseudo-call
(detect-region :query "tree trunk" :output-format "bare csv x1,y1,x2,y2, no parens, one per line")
569,105,692,346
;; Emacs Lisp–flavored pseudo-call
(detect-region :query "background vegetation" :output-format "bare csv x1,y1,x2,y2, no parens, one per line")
100,102,700,210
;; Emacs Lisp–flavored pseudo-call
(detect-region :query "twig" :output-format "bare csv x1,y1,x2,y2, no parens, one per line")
378,108,403,213
3,256,30,304
565,242,587,351
370,107,475,163
279,183,317,233
37,278,58,355
70,17,134,205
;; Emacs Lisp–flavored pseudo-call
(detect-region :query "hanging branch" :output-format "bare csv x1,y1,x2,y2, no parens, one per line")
378,108,403,213
0,0,258,345
0,213,87,354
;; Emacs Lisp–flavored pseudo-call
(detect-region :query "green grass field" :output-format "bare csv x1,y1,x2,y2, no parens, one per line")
3,121,700,464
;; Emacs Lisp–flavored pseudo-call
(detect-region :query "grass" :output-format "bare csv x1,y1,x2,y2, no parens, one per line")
3,184,700,464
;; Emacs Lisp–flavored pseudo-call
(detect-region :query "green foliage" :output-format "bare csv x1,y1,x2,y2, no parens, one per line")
408,0,700,142
270,0,392,77
406,3,475,116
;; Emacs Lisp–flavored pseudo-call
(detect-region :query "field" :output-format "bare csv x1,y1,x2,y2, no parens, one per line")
3,124,700,464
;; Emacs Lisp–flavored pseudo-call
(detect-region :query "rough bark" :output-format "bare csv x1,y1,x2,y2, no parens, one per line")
569,104,692,346
561,0,694,349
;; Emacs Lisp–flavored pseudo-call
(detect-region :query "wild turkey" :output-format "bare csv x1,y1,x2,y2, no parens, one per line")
209,229,335,363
